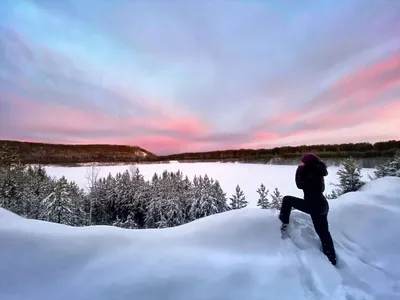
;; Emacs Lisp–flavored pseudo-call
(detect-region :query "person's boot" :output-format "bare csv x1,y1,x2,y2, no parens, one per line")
321,244,337,266
279,217,290,240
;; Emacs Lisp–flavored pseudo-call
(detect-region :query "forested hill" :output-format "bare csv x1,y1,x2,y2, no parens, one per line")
158,140,400,164
0,140,157,165
1,139,399,166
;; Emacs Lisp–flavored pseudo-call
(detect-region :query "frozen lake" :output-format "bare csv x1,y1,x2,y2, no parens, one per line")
45,162,375,208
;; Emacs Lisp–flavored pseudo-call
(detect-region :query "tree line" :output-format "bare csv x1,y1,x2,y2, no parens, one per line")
160,140,400,163
1,139,399,166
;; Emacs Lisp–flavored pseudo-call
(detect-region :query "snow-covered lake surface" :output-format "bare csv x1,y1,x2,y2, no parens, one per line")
45,162,375,207
1,176,400,300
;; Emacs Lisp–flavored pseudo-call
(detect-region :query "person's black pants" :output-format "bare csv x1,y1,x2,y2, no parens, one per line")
279,195,336,263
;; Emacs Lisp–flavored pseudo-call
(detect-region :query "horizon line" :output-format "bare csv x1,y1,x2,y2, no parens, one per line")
1,138,399,156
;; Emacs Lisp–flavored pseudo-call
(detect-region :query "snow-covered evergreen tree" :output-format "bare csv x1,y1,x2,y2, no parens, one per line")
128,167,150,228
103,173,118,223
211,180,230,212
68,181,87,226
85,163,99,225
256,183,270,209
151,172,159,185
145,170,185,228
24,165,55,219
229,184,247,209
0,143,22,171
0,144,27,216
270,187,283,210
188,175,217,220
114,170,135,222
0,171,25,216
113,213,138,229
179,175,193,220
40,176,75,225
161,194,186,228
144,195,163,228
325,189,340,200
374,152,400,178
88,177,112,225
335,157,365,195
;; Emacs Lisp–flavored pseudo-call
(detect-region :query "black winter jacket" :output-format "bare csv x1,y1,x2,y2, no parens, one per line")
295,160,329,214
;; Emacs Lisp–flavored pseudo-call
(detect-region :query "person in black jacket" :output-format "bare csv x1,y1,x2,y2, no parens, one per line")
279,153,337,265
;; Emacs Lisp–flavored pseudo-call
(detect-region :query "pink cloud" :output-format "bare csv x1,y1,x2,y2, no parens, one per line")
334,51,400,104
252,101,399,149
375,101,400,120
338,50,400,89
252,132,281,142
3,94,210,153
267,113,301,125
248,51,400,148
112,136,202,154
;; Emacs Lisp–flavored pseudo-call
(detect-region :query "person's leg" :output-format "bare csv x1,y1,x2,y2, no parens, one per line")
279,195,310,224
311,213,336,265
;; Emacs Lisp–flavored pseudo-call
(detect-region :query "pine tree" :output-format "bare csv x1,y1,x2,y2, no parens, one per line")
85,163,100,225
0,143,23,171
114,170,135,221
0,145,26,216
129,167,150,229
113,213,138,229
0,171,25,215
188,175,217,220
145,170,185,228
229,184,247,209
335,157,365,195
325,189,340,200
180,175,193,220
69,181,87,226
88,177,111,225
389,152,400,177
374,152,400,178
151,172,159,185
256,183,270,209
24,165,54,219
144,195,163,228
211,180,231,212
103,173,118,223
162,194,185,227
270,187,283,210
40,176,75,225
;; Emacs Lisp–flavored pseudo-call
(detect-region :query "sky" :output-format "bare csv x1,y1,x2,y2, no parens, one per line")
0,0,399,155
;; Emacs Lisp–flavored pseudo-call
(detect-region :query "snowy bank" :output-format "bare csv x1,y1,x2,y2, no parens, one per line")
1,177,400,300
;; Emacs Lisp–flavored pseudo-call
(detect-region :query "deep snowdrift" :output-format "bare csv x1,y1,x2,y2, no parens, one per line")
1,177,400,300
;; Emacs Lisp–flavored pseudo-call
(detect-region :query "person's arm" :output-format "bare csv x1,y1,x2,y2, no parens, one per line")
295,165,305,189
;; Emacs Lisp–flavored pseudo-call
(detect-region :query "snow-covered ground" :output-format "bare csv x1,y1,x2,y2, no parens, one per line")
44,162,375,207
0,176,399,300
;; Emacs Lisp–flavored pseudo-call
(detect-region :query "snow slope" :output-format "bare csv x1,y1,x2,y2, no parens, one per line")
1,177,400,300
45,162,375,208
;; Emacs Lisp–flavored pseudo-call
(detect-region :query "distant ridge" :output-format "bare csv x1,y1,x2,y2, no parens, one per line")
0,140,157,165
160,139,400,163
1,139,399,165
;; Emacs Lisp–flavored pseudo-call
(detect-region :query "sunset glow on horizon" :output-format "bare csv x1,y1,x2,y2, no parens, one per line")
1,1,399,154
